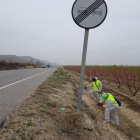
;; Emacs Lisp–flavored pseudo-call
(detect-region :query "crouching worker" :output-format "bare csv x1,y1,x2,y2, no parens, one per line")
97,93,119,126
85,77,102,101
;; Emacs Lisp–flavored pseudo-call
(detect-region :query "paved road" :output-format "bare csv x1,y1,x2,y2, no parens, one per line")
0,68,57,125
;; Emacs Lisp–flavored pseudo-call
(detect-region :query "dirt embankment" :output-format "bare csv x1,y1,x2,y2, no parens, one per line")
0,68,140,140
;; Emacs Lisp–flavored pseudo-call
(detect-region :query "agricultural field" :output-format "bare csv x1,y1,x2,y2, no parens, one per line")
64,66,140,100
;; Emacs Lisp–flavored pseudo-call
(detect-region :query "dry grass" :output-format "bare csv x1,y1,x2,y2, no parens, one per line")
61,111,83,128
60,111,84,137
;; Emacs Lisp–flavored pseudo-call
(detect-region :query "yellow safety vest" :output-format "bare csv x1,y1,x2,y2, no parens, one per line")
93,80,100,91
105,93,118,106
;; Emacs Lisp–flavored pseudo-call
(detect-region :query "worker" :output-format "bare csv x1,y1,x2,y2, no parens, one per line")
85,77,102,101
97,93,119,126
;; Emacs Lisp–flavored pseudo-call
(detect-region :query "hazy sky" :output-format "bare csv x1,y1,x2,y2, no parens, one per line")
0,0,140,65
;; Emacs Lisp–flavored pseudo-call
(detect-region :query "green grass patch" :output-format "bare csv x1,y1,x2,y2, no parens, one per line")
73,98,78,102
39,110,56,117
40,68,76,90
72,104,77,109
11,138,16,140
24,121,34,127
36,131,42,135
45,101,57,108
21,113,36,117
10,121,16,124
4,126,8,129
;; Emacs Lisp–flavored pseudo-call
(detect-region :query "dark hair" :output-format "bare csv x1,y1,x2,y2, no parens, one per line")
92,78,96,81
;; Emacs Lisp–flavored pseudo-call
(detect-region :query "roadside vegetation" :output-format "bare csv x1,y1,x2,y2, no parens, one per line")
0,68,140,140
0,60,41,70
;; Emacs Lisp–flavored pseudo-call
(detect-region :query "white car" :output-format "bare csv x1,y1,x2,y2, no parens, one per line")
41,65,46,68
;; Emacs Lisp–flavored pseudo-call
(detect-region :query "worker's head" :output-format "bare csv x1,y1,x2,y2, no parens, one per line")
101,93,108,100
92,77,97,82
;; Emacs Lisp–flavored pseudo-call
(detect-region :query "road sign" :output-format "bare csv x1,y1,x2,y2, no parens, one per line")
72,0,107,29
71,0,108,111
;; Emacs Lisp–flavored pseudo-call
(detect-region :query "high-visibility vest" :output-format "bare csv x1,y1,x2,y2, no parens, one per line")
93,80,100,91
105,93,118,107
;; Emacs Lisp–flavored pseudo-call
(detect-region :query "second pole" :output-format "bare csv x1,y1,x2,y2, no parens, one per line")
77,29,89,111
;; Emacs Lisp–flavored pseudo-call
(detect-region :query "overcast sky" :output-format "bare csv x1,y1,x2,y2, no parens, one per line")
0,0,140,66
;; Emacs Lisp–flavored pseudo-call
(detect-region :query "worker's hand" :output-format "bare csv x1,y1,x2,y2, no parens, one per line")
85,87,87,90
98,92,101,94
100,103,104,107
97,103,101,106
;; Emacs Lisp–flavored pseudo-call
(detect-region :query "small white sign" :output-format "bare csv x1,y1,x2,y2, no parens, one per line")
72,0,108,29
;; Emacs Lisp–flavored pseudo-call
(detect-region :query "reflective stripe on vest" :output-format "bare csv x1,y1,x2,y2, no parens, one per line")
105,93,118,106
93,80,100,91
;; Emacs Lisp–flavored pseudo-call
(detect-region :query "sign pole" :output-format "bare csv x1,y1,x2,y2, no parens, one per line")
72,0,108,111
77,29,89,111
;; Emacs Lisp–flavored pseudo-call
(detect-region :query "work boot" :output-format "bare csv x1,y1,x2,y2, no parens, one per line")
112,122,119,126
103,120,109,124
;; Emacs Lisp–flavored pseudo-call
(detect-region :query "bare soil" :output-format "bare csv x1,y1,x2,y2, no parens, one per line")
0,68,140,140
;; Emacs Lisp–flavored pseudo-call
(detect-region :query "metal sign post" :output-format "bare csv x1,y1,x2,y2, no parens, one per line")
71,0,108,111
77,29,89,111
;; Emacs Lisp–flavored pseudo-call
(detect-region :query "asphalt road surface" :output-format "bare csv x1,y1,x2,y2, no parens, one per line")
0,68,57,125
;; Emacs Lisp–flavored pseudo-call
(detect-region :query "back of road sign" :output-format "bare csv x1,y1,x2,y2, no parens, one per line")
72,0,107,29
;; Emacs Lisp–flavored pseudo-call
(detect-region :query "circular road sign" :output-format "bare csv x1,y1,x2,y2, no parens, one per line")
72,0,108,29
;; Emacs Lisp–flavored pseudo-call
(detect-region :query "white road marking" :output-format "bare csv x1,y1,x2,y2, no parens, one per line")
0,73,11,75
0,69,54,90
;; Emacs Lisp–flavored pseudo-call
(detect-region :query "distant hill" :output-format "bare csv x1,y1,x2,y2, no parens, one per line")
0,55,28,63
20,56,50,65
20,56,46,65
0,55,62,67
19,56,62,67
